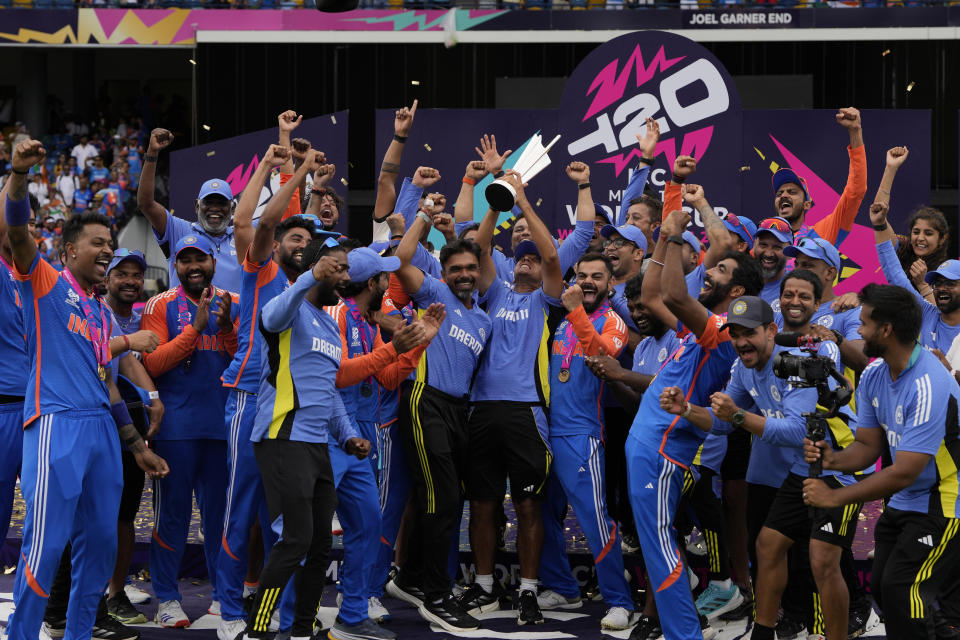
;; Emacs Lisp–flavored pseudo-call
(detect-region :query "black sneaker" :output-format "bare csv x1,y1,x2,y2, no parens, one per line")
935,609,960,640
775,614,807,640
621,531,641,554
417,594,480,633
580,572,602,601
92,613,141,640
107,591,147,625
628,615,661,640
457,582,504,615
718,587,753,622
385,575,425,608
516,589,543,626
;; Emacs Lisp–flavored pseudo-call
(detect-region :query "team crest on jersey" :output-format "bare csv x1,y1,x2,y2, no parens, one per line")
895,405,904,425
770,385,781,402
657,347,668,363
771,299,781,313
478,327,486,340
65,289,81,310
351,327,360,346
816,315,834,329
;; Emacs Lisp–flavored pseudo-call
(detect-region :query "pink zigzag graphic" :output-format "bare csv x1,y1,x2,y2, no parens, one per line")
597,126,713,177
583,45,685,122
225,154,260,196
770,135,880,295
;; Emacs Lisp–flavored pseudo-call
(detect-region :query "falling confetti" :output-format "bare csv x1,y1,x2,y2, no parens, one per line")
188,58,197,65
206,151,215,157
202,124,211,131
340,178,349,186
348,162,354,169
330,115,337,124
536,198,543,207
882,49,891,57
411,80,420,86
906,81,916,92
424,144,432,152
739,166,750,172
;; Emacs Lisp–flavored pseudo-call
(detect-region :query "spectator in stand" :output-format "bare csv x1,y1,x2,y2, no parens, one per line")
27,172,49,208
55,162,79,210
74,176,93,215
90,156,111,183
71,135,98,170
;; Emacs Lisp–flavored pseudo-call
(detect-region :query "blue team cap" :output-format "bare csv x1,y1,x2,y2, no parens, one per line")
783,236,841,271
594,202,614,226
723,213,755,245
116,374,152,437
513,240,540,262
174,234,215,258
315,230,342,249
298,213,324,232
925,260,960,284
197,178,233,201
651,227,701,255
756,217,794,244
348,247,400,283
600,224,648,254
772,168,811,203
107,248,146,274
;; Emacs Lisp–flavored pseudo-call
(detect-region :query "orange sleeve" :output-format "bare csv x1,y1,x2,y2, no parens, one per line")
662,181,683,222
567,307,626,357
812,145,867,245
278,172,302,221
13,255,60,298
371,328,425,390
695,313,730,351
386,273,411,308
140,296,200,377
336,342,399,388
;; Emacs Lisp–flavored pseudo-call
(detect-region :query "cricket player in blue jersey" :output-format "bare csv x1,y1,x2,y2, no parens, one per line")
804,283,960,639
625,209,763,640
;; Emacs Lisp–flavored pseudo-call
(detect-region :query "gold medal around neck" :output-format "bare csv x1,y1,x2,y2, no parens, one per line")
558,368,570,383
98,365,107,381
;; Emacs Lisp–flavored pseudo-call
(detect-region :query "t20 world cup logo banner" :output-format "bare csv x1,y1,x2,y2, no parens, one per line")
558,31,744,228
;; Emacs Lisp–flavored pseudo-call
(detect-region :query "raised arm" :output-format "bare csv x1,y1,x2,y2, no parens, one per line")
682,183,730,269
397,167,439,230
619,117,658,225
374,100,417,223
475,207,499,295
454,160,488,225
395,206,430,295
251,148,322,266
557,161,599,274
507,171,562,299
276,110,302,174
234,144,290,264
663,155,696,223
812,108,867,246
640,228,679,330
137,128,174,237
662,209,710,337
5,140,43,273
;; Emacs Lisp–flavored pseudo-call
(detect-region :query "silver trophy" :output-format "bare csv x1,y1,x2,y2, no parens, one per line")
484,133,561,212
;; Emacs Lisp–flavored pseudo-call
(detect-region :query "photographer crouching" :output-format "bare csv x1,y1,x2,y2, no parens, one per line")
659,293,860,640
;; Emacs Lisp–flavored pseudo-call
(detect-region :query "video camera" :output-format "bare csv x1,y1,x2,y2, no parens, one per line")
772,332,853,477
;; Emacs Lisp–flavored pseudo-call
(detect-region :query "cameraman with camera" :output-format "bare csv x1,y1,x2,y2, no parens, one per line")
804,283,960,639
660,294,860,640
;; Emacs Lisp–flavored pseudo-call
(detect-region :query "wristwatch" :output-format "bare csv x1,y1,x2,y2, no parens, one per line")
731,408,746,428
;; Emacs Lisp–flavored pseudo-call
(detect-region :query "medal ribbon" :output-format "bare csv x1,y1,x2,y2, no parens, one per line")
174,286,196,335
343,297,374,387
560,300,610,371
62,268,111,366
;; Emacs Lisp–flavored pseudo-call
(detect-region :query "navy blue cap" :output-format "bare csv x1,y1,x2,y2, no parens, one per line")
513,240,540,262
772,168,811,202
720,296,774,331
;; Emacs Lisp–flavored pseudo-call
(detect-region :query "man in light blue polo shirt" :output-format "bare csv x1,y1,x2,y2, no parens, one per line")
137,127,241,292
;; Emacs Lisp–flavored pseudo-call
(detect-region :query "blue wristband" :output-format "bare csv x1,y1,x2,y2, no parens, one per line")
111,401,133,428
5,194,30,227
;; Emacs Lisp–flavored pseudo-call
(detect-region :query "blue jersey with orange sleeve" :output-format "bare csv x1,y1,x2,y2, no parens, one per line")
13,254,111,424
141,286,238,440
0,260,27,396
628,313,738,469
548,302,627,439
222,255,289,393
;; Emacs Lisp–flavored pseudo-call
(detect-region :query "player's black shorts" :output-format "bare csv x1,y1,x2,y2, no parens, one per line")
721,427,752,481
118,449,146,522
465,402,551,502
764,473,862,547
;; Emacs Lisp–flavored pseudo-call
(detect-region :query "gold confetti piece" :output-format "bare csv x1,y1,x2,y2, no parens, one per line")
206,151,215,157
188,58,197,65
536,198,543,207
4,565,15,574
882,49,891,57
411,80,420,86
330,115,337,124
424,144,432,152
906,81,916,92
348,162,354,169
340,178,349,186
202,124,211,131
739,166,750,172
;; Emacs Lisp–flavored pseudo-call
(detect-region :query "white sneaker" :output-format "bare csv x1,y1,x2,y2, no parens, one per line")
600,606,636,630
368,596,391,623
217,618,247,640
155,599,191,628
536,589,583,610
208,600,221,616
332,513,343,536
124,583,151,605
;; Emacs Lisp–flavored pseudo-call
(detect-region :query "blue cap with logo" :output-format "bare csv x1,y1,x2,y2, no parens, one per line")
348,246,401,283
925,260,960,284
651,227,701,255
600,224,648,254
783,236,841,270
174,234,215,258
594,202,614,226
197,179,234,201
107,248,147,275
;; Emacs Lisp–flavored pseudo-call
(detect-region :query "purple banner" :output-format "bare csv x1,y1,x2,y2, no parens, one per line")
169,111,349,232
